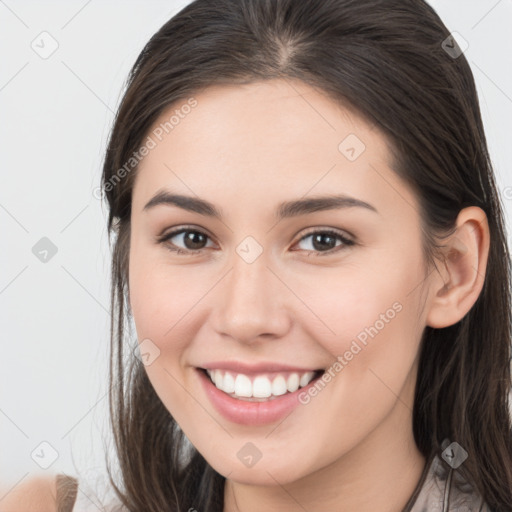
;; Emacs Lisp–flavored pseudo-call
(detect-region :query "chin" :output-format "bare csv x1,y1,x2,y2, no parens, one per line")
204,448,314,486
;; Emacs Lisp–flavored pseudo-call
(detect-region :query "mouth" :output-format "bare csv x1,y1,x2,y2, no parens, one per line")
198,367,325,402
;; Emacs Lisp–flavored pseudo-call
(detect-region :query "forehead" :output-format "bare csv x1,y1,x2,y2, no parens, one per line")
132,79,417,221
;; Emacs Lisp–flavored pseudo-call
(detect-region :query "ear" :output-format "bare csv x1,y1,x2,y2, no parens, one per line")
426,206,490,329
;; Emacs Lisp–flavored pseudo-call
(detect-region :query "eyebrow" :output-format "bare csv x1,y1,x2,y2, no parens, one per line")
143,189,378,219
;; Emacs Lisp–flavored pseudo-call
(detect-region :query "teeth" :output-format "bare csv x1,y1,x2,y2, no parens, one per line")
271,375,287,396
223,371,235,393
287,373,299,393
214,371,223,389
300,371,315,387
234,374,252,397
206,369,319,399
253,376,272,398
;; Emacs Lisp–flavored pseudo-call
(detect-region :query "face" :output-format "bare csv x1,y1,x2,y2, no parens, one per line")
128,79,432,486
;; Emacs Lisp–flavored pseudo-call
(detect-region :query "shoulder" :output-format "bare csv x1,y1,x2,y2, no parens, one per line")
0,473,77,512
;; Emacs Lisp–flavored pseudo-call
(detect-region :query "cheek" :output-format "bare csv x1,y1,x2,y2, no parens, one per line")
302,274,405,356
304,257,424,400
129,242,209,345
128,248,210,418
290,278,423,465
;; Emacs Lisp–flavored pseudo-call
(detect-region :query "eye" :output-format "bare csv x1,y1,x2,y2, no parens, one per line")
157,226,355,257
292,228,355,256
157,226,214,256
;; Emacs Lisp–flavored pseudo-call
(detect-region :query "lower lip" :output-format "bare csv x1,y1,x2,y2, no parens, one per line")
197,368,323,426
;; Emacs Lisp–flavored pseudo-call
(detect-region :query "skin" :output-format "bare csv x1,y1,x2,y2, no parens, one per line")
128,79,490,511
0,475,58,511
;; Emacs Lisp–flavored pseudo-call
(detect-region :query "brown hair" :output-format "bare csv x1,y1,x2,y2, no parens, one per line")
100,0,512,510
56,474,78,512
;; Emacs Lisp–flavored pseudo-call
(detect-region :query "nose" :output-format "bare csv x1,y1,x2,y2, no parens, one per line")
211,249,292,344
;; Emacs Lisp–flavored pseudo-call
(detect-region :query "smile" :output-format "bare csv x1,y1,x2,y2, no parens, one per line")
205,369,322,401
197,366,326,425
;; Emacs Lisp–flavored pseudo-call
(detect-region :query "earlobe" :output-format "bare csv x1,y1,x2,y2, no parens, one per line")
426,206,490,329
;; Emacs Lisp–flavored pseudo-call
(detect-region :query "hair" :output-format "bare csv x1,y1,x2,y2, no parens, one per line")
97,0,512,510
55,475,78,512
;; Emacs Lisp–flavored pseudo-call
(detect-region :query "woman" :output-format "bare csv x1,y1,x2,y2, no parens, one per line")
8,0,511,510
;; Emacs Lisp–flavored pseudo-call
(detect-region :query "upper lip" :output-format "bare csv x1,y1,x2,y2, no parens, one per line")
199,361,324,374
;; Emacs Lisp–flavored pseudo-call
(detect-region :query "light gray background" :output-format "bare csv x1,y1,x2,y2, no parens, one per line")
1,0,511,492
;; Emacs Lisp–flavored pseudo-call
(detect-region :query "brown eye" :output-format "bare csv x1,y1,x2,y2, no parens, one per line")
157,226,355,257
158,227,213,255
294,229,355,256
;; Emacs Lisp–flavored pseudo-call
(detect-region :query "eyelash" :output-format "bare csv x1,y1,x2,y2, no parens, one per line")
157,225,355,257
